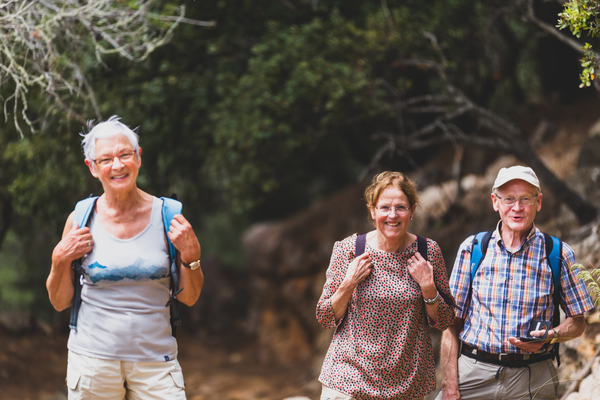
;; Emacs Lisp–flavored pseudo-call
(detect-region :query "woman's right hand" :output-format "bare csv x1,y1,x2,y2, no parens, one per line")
331,252,374,322
55,223,94,263
343,252,373,287
47,216,94,312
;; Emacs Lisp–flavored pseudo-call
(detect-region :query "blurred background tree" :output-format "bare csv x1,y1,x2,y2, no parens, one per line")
0,0,596,327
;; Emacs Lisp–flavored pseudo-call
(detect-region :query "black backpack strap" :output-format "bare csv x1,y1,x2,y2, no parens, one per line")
416,235,458,309
355,234,367,258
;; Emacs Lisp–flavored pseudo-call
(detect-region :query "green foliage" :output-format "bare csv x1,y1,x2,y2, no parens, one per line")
0,0,584,323
0,231,34,312
557,0,600,87
571,263,600,307
579,43,597,87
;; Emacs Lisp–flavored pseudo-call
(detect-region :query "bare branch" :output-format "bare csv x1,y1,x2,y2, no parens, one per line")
526,0,597,56
0,0,211,137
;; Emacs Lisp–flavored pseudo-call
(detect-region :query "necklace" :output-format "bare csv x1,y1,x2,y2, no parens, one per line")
104,204,141,223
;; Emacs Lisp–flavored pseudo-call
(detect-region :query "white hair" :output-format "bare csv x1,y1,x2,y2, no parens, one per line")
80,115,140,163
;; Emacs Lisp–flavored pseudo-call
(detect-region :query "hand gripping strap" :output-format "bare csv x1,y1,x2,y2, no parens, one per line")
161,197,183,336
69,196,99,331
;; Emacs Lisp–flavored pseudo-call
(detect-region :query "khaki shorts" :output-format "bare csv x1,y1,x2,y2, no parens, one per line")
66,350,186,400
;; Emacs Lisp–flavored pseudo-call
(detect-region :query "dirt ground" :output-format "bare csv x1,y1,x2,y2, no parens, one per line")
0,327,321,400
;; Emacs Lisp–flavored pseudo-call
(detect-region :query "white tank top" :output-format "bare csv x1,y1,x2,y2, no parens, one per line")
67,196,177,362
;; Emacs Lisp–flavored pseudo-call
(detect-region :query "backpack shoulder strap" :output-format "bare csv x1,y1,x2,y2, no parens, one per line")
544,232,563,366
355,234,367,258
161,197,183,262
543,233,562,295
161,196,183,337
471,231,493,282
72,196,98,230
416,235,427,259
462,231,493,314
69,196,98,331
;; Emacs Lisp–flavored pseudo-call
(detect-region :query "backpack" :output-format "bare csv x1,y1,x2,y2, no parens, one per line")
355,234,456,308
468,231,563,365
69,195,183,337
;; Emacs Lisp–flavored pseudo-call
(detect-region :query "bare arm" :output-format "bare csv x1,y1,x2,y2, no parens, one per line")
167,214,203,306
440,318,464,400
46,212,94,311
330,252,373,322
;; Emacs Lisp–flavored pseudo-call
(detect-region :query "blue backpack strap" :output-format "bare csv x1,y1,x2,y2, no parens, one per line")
161,196,183,336
462,231,493,315
69,196,98,331
470,231,493,282
544,232,563,366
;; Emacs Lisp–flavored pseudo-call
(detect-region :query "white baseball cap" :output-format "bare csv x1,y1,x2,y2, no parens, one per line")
493,166,540,191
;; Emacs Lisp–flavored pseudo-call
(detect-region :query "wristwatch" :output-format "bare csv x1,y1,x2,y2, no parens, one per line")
183,259,201,270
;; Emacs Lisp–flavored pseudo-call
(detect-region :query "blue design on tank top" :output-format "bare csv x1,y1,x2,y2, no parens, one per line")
87,257,169,283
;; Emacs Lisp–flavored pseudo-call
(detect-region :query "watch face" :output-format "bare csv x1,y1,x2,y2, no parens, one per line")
189,261,200,270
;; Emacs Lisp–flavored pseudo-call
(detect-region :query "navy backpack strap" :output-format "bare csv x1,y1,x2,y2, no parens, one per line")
416,235,458,309
355,234,367,258
69,196,98,331
161,196,183,337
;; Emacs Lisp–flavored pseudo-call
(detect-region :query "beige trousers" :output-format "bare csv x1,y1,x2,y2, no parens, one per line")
435,355,559,400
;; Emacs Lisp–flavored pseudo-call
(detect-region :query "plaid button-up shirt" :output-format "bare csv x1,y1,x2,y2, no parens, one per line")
450,223,593,354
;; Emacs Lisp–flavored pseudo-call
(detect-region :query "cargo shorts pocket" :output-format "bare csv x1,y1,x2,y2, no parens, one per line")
66,368,82,390
169,370,185,389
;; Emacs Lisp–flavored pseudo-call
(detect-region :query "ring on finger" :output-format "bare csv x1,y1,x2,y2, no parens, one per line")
87,240,91,247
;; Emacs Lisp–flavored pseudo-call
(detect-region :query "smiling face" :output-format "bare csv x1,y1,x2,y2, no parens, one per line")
370,186,416,244
85,134,141,193
492,180,542,238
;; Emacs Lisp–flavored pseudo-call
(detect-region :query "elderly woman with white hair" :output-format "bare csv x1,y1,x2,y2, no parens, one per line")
46,116,203,399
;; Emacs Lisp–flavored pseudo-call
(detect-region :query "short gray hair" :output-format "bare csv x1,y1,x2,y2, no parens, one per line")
81,115,140,163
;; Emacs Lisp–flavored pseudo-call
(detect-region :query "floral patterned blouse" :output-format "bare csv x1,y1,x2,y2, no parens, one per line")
316,234,455,399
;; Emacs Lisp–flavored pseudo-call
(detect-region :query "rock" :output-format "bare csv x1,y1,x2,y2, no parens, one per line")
579,372,600,400
283,397,312,400
564,393,590,400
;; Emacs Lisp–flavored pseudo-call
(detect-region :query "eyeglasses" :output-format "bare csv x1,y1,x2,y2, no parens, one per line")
375,205,411,215
494,194,539,206
93,151,136,167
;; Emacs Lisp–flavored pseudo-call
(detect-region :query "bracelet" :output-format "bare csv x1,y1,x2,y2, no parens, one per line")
423,291,440,305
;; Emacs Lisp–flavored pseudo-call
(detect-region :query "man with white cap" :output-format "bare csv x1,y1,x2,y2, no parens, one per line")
437,165,593,400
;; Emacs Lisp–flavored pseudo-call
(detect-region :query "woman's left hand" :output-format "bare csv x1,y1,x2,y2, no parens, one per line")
167,214,201,264
407,251,436,294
